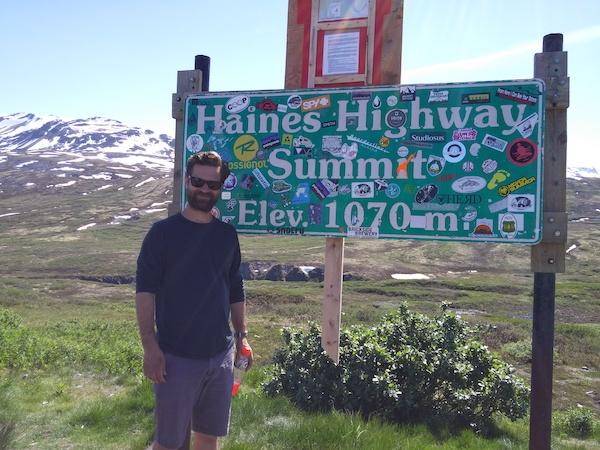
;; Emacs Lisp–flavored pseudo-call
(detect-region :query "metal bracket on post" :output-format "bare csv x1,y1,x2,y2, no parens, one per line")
541,212,568,243
171,70,203,120
531,44,569,274
532,212,568,272
534,52,569,109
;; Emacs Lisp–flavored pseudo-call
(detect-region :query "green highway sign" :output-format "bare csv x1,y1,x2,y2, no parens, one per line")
183,80,544,243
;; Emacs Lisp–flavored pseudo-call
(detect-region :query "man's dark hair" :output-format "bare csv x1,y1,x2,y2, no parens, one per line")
186,151,230,182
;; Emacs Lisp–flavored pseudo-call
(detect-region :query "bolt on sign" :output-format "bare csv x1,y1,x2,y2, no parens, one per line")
182,80,545,243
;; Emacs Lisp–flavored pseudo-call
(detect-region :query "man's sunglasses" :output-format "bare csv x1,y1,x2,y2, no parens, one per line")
188,176,222,190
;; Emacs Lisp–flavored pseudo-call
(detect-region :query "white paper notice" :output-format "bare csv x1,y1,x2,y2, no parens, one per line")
323,31,360,75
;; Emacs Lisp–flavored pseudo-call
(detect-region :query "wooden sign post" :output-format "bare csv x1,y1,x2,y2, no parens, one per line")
285,0,404,362
529,33,569,450
168,56,210,216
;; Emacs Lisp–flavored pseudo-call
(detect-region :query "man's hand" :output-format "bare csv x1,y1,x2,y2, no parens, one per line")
143,342,166,384
236,338,254,370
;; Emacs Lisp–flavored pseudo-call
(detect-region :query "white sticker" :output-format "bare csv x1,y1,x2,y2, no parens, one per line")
482,159,498,174
498,213,523,238
186,134,204,152
221,216,236,224
482,134,508,152
442,141,466,163
347,226,380,239
462,206,478,222
225,95,250,114
252,168,270,189
462,161,474,172
507,194,535,212
351,182,374,198
451,176,486,193
488,197,508,213
516,113,539,138
429,90,449,103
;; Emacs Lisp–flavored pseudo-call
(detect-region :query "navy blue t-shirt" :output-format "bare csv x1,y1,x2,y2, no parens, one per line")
136,213,245,358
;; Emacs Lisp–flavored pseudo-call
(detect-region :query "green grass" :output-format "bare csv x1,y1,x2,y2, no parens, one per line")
225,390,528,450
0,273,599,448
3,367,596,449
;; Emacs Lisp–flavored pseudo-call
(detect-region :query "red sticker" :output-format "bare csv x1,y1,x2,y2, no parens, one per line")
507,138,537,166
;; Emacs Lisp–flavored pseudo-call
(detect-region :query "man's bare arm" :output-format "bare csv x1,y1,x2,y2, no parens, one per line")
136,292,166,383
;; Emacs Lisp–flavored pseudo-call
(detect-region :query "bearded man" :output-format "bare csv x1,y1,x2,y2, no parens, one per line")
136,151,252,450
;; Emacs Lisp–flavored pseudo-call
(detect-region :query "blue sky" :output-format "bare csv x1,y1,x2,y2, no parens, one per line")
1,0,599,167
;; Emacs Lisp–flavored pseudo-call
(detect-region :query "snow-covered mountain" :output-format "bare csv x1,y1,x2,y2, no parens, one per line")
0,113,177,230
567,166,600,180
0,113,174,172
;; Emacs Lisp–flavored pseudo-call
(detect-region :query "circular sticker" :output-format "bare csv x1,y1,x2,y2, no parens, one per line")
427,156,444,176
186,134,204,152
397,146,409,157
415,184,438,203
385,183,401,198
379,136,390,147
385,109,406,128
507,138,537,166
442,140,466,163
223,173,237,191
287,95,302,109
481,159,498,173
233,135,259,161
482,159,498,174
386,95,398,107
210,207,220,219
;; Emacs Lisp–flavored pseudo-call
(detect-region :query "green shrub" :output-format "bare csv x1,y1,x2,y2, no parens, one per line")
0,307,142,375
555,407,597,439
263,304,529,433
502,339,532,363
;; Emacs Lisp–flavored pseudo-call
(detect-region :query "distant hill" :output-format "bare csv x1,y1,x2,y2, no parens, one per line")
0,113,178,233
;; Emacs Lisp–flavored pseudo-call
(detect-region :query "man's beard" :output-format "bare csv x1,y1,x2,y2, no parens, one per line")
186,188,218,212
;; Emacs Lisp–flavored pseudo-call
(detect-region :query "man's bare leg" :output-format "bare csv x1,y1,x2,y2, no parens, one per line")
147,421,191,450
192,431,218,450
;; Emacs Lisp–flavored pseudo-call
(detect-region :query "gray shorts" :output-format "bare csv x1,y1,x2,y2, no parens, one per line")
153,343,234,448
